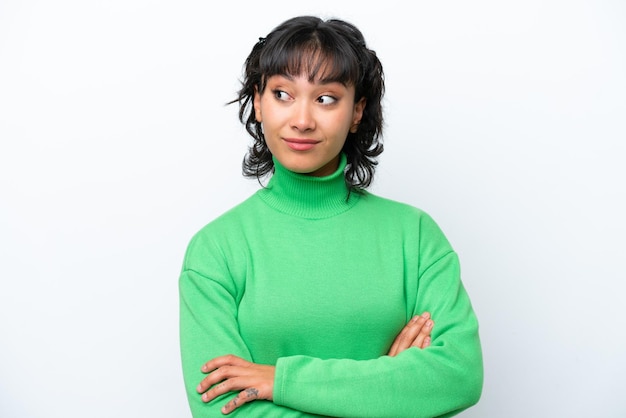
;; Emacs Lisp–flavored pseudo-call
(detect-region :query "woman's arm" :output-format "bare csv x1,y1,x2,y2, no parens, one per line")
271,252,482,418
180,235,320,417
194,315,434,414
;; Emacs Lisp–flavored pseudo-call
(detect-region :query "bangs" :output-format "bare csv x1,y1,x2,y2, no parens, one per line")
259,34,361,88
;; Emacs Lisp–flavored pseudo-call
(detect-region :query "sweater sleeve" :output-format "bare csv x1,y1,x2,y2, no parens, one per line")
179,232,321,418
272,216,484,418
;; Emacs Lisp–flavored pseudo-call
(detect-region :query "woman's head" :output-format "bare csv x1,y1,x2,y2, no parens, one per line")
233,16,385,189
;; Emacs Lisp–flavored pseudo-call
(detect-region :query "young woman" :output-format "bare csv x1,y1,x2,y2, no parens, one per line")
179,15,483,417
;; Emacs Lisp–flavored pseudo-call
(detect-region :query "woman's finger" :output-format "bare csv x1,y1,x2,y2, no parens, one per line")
410,319,434,349
221,387,261,414
201,354,249,374
388,312,432,356
197,355,249,393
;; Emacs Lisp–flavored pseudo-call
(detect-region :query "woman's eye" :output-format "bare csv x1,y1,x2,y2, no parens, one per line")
317,95,337,105
273,90,290,101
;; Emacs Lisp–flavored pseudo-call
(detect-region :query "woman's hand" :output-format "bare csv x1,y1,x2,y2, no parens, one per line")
197,354,275,414
387,312,434,356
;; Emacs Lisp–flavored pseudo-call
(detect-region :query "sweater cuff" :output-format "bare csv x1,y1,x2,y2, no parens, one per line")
273,357,288,406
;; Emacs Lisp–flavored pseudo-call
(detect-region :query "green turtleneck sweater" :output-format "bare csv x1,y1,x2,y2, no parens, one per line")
179,155,483,417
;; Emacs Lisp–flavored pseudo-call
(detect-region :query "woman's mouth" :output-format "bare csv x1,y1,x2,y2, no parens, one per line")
283,138,320,151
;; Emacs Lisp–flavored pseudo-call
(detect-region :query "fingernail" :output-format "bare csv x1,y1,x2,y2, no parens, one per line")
425,320,433,328
421,312,430,319
196,384,202,393
411,315,419,322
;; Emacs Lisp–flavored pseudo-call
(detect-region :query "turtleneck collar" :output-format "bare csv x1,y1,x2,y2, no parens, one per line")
257,153,360,219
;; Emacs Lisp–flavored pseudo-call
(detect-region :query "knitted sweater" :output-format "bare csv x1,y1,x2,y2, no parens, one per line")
179,154,483,417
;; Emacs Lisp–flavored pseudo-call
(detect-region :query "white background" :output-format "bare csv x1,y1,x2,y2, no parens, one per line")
1,1,625,417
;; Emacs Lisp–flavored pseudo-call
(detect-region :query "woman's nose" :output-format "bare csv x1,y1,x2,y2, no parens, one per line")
290,102,316,132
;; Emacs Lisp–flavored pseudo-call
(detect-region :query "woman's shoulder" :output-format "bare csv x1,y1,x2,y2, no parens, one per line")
359,191,450,239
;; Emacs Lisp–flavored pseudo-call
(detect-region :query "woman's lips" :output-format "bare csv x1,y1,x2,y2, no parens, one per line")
284,138,320,151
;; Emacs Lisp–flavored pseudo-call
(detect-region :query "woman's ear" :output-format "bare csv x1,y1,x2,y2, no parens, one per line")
351,97,366,133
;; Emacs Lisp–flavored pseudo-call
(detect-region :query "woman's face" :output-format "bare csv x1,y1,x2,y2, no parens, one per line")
253,74,365,177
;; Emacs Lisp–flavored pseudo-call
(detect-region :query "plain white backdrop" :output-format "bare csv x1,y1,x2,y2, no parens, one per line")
1,1,625,417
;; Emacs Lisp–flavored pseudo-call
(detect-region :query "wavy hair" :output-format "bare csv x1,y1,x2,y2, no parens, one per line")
231,16,385,189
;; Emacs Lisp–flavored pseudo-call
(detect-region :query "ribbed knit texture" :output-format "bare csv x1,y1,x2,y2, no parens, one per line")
258,154,359,219
179,155,483,417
